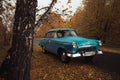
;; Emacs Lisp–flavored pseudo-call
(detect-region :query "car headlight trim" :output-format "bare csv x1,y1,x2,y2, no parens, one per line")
72,42,77,48
99,40,102,46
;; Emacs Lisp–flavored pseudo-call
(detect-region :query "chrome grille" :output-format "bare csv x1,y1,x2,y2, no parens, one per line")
78,46,96,52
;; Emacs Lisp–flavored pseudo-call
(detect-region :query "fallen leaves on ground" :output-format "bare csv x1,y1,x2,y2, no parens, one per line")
31,46,119,80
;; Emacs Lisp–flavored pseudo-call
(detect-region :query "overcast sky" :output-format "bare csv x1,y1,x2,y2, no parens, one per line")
37,0,83,19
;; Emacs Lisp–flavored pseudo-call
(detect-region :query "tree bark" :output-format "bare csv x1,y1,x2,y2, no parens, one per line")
0,0,57,80
0,0,37,80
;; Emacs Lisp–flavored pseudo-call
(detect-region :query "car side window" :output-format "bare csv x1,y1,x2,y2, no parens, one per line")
45,32,57,38
50,32,57,38
64,31,71,37
45,32,51,38
57,31,64,38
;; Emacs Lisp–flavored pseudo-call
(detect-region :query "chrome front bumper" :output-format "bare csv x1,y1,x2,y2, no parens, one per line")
67,51,103,58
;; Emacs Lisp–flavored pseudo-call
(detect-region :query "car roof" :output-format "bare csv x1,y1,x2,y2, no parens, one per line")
48,28,74,32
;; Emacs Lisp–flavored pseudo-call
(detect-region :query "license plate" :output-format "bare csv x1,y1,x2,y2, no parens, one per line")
83,52,96,56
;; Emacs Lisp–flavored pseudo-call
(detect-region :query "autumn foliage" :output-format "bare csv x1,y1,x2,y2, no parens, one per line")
70,0,120,46
36,13,71,37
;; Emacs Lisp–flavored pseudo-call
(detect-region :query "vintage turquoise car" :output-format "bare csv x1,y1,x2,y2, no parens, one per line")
39,28,103,63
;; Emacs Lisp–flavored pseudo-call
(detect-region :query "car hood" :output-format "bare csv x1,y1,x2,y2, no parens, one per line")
55,36,99,47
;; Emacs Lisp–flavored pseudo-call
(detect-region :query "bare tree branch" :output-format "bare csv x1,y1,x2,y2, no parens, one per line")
35,0,57,31
36,7,49,12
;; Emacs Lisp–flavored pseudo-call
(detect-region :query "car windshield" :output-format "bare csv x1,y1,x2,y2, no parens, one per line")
57,30,77,38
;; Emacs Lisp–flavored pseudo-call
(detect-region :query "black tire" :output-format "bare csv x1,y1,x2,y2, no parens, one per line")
59,49,71,63
41,46,47,53
84,56,94,62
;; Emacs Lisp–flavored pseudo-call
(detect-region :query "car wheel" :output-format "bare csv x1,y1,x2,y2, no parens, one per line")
84,56,94,62
41,46,47,53
60,50,71,63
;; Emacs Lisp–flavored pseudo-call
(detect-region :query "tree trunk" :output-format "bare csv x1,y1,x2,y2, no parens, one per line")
0,0,37,80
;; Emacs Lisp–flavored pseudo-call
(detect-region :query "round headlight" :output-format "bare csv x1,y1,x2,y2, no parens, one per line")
99,40,102,46
72,42,77,48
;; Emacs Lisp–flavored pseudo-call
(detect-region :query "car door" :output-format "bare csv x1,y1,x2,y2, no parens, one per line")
43,32,51,51
44,31,57,53
48,31,57,54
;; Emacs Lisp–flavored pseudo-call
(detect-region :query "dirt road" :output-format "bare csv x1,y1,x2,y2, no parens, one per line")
31,40,120,80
